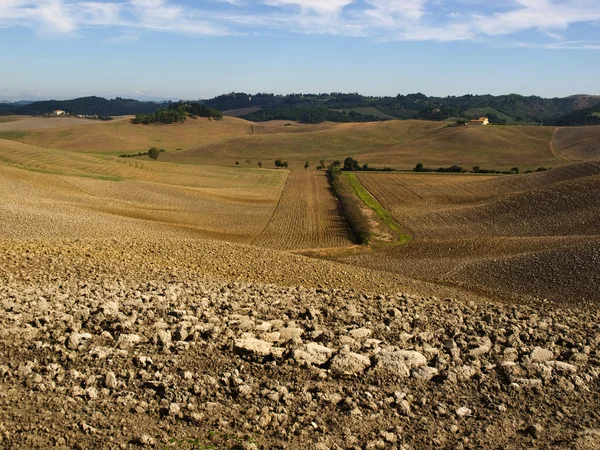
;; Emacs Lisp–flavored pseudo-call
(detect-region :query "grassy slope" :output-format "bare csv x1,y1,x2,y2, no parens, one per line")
345,173,410,243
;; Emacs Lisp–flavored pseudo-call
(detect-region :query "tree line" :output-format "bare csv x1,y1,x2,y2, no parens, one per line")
132,102,223,125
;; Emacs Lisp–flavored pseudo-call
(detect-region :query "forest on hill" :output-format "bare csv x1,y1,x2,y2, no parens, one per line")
0,96,166,117
204,92,600,125
1,93,600,125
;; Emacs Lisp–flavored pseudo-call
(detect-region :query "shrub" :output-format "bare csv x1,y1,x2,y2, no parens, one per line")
327,165,371,244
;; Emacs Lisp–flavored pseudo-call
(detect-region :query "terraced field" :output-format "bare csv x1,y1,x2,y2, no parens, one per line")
253,170,355,250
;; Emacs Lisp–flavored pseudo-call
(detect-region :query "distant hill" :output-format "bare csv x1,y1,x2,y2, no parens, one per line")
2,92,600,124
203,92,600,125
2,96,166,116
548,105,600,126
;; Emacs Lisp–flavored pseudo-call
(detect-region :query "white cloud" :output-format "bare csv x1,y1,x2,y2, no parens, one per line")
0,0,599,48
263,0,353,15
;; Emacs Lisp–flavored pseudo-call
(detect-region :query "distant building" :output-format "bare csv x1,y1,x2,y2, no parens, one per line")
470,117,489,125
52,110,66,116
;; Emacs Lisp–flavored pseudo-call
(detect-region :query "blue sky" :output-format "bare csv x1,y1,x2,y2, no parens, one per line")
1,0,599,100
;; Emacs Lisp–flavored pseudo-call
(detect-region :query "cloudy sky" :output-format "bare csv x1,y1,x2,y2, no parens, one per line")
0,0,599,100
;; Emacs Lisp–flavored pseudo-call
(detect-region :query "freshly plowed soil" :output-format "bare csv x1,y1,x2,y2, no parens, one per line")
1,239,599,450
346,162,600,303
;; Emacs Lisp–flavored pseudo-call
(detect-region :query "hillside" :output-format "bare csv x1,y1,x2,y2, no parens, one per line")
342,162,600,302
4,96,166,116
553,126,600,160
164,119,560,171
204,92,600,124
549,105,600,126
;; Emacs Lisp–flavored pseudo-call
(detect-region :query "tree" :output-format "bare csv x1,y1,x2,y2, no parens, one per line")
511,167,520,174
274,159,283,168
304,161,310,170
258,161,262,168
414,162,425,172
343,157,360,171
362,163,369,171
148,147,160,160
282,161,289,169
235,161,239,166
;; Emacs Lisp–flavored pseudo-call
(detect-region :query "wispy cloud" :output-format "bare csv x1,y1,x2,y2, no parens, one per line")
0,0,599,48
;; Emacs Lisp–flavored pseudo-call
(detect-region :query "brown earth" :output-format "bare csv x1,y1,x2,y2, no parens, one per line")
0,239,599,450
253,170,355,251
340,162,600,303
1,118,600,449
553,126,600,160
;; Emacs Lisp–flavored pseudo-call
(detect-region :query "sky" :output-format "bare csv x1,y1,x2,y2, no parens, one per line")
0,0,599,101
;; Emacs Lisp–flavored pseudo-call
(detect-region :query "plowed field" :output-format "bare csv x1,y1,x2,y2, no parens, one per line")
553,125,600,160
339,163,600,302
253,170,355,250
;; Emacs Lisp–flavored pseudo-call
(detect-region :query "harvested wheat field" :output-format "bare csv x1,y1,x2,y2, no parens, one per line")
1,117,560,170
338,162,600,303
168,120,564,171
0,116,253,154
253,170,355,251
0,116,100,131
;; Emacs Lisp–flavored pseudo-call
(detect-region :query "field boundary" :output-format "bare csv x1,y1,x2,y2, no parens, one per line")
344,173,412,244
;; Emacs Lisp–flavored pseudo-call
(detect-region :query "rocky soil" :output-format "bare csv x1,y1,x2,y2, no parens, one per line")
1,240,599,449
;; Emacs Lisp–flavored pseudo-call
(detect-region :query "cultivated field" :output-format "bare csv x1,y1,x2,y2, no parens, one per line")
341,163,600,302
3,116,592,171
0,141,286,242
253,170,355,250
553,126,600,160
0,115,99,130
0,116,253,154
1,115,600,449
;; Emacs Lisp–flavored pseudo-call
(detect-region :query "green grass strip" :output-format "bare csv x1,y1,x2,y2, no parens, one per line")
345,172,411,244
